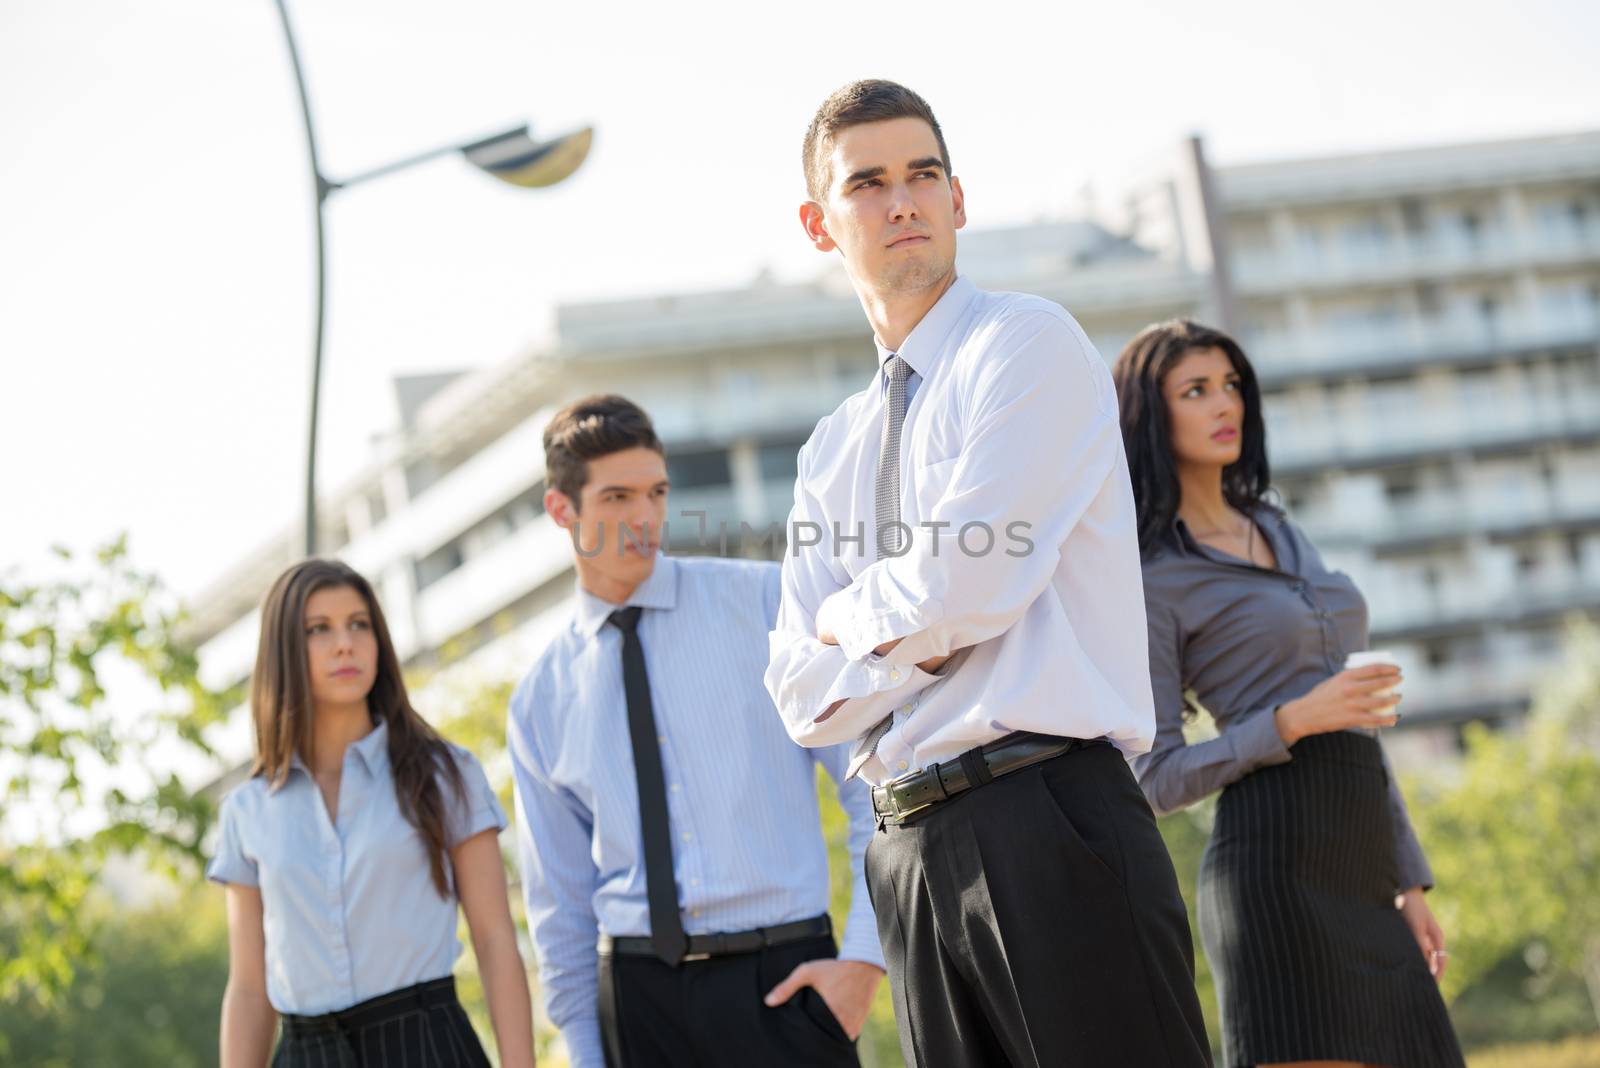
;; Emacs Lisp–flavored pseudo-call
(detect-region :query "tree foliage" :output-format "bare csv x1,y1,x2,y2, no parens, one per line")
1407,617,1600,1025
0,882,229,1065
0,538,234,1005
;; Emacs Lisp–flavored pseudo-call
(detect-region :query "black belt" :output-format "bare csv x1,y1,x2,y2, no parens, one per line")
871,732,1106,824
280,976,459,1036
599,914,832,963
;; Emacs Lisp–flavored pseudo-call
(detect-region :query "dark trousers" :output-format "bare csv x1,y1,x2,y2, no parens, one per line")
865,741,1213,1068
273,976,490,1068
598,933,862,1068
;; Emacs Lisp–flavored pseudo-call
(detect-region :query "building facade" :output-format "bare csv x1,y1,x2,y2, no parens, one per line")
189,128,1600,768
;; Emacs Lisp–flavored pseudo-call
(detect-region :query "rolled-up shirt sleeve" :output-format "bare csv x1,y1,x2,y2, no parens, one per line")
766,438,943,748
813,311,1120,666
1132,597,1293,817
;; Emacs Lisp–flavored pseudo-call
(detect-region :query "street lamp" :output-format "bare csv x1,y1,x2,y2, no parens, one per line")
271,0,592,555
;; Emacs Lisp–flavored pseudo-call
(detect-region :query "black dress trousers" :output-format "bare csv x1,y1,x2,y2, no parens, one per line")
864,741,1213,1068
598,933,862,1068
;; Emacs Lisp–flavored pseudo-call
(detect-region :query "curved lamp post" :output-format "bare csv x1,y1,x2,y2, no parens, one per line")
271,0,592,554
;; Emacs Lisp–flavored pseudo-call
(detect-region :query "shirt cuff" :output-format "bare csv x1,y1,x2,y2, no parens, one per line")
1399,859,1436,894
838,914,887,971
819,658,941,712
1234,705,1294,768
816,582,939,662
559,1014,606,1068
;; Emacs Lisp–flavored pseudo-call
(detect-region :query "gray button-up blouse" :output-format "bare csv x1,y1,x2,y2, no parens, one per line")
1134,505,1433,891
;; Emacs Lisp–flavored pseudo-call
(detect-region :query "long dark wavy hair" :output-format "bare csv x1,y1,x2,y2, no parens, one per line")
251,558,465,897
1111,319,1273,555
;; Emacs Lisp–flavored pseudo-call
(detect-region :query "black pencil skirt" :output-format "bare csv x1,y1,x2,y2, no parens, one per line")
273,976,491,1068
1198,731,1464,1068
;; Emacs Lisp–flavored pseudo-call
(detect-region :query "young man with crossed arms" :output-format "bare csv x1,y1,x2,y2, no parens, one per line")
766,81,1212,1067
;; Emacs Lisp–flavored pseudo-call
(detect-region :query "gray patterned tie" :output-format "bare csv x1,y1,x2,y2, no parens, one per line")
873,354,912,558
847,354,911,780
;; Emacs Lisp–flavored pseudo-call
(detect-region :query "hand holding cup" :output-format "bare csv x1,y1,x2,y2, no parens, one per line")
1274,651,1402,746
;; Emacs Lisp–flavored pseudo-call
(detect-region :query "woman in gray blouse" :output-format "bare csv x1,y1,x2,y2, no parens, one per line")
1113,320,1464,1068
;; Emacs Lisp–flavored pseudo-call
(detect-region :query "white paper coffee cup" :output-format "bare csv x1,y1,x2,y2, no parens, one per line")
1344,649,1401,718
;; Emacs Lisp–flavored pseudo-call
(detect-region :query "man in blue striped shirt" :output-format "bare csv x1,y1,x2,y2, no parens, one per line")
507,394,884,1068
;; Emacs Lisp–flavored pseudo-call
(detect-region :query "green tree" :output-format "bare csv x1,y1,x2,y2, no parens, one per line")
0,882,229,1066
0,539,233,1008
1407,618,1600,1026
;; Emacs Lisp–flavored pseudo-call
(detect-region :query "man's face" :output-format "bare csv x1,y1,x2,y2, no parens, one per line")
804,116,966,296
545,447,669,589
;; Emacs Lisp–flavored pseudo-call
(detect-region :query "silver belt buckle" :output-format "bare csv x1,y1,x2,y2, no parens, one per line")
680,951,712,962
886,772,935,822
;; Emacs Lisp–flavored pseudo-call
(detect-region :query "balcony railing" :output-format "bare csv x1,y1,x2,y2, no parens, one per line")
1234,221,1600,292
1269,389,1600,471
1362,564,1600,636
1250,309,1600,384
1299,478,1600,548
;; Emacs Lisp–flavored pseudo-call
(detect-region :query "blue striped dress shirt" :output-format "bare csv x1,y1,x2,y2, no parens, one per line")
507,554,883,1068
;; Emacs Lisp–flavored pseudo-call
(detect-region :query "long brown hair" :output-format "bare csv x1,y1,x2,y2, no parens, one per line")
251,558,465,896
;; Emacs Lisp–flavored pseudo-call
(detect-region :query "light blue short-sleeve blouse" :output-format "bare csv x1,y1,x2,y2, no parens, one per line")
206,720,507,1015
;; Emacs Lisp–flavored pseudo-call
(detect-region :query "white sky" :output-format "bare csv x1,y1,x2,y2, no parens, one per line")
3,0,1597,599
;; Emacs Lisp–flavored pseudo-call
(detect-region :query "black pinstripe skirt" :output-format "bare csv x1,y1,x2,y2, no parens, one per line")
273,976,491,1068
1199,732,1464,1068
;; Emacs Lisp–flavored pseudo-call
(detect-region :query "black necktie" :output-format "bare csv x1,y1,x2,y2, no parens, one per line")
608,606,687,966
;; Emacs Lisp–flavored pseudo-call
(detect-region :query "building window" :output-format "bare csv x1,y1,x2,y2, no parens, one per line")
667,449,732,490
758,438,810,484
1423,638,1451,670
415,541,464,591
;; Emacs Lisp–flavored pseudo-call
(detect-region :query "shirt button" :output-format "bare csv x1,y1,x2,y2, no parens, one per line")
657,735,666,745
690,877,700,887
890,669,902,681
670,783,681,793
897,760,909,771
681,832,693,843
691,909,701,919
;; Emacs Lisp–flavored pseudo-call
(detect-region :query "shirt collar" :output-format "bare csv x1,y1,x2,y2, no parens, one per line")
572,554,680,639
347,718,390,775
1171,504,1286,562
872,273,977,382
285,717,388,778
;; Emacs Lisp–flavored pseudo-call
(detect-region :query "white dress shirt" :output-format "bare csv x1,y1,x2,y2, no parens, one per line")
508,555,882,1068
765,274,1155,785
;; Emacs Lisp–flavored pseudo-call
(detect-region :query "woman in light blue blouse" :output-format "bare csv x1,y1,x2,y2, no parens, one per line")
208,559,534,1068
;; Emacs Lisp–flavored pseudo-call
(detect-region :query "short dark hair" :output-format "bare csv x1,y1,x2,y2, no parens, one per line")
802,79,951,201
542,394,664,509
1111,320,1273,555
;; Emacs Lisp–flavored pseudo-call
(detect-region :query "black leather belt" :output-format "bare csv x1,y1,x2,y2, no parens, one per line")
599,914,832,963
871,732,1105,825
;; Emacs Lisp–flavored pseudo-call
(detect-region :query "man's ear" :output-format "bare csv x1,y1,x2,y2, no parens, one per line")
544,486,577,530
799,201,836,252
950,175,968,231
